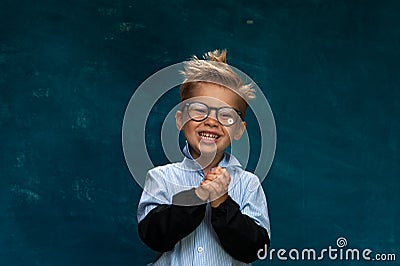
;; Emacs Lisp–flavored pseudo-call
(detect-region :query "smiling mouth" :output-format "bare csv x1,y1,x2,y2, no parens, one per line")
198,132,220,141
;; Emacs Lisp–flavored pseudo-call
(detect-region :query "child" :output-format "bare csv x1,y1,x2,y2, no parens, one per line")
137,49,270,265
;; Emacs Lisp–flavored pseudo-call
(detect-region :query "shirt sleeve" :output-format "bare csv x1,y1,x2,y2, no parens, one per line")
137,169,207,252
211,174,270,263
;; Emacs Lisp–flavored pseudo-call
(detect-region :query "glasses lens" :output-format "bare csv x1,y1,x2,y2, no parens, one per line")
188,102,208,121
218,107,239,126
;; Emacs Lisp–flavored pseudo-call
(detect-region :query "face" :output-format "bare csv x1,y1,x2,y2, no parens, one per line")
175,82,247,160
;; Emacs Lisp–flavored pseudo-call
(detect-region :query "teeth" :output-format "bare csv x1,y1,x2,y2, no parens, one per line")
199,132,218,139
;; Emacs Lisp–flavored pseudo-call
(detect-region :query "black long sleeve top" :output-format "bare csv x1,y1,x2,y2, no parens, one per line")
138,188,270,263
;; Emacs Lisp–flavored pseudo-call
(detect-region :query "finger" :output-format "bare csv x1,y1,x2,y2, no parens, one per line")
215,177,229,191
204,176,223,188
220,169,230,184
206,173,228,187
204,173,218,181
207,184,226,201
200,184,217,199
220,168,231,182
215,175,230,192
207,179,225,195
201,179,213,185
220,168,228,176
208,168,228,179
209,166,224,174
215,167,226,174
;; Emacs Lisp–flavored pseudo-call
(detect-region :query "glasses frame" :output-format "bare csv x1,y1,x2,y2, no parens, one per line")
184,101,243,127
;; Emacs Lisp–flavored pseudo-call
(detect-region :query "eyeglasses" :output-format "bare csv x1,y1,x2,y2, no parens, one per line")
184,101,243,127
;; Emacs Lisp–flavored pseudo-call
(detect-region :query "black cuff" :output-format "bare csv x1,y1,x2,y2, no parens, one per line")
172,188,207,206
212,195,240,219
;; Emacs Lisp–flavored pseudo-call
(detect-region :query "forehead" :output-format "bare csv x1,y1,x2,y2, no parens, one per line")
189,82,244,109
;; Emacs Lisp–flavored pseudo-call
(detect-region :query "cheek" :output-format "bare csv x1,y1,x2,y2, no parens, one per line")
225,125,242,140
223,127,235,140
181,113,195,128
182,121,199,135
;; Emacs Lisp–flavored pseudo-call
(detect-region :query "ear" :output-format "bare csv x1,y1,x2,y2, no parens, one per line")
175,111,183,130
233,121,246,140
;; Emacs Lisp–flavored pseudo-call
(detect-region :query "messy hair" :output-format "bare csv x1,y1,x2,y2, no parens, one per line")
180,49,256,107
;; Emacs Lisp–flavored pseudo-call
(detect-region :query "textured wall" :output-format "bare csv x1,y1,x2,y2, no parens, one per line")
0,0,399,265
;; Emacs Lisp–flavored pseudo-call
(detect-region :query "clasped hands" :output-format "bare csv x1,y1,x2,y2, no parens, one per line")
195,167,230,208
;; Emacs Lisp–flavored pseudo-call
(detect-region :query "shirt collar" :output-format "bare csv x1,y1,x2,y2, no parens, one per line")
181,141,242,171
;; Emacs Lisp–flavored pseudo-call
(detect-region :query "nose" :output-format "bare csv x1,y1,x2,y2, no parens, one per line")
204,109,219,127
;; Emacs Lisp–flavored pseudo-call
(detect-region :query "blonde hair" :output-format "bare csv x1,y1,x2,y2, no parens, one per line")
180,49,255,107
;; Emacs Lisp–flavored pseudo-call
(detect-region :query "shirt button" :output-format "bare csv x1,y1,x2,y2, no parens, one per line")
197,246,204,253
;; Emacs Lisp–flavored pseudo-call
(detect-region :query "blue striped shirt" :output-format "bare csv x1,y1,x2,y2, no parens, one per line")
137,144,270,265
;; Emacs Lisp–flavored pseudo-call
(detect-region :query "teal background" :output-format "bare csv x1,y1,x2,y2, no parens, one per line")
1,0,399,265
